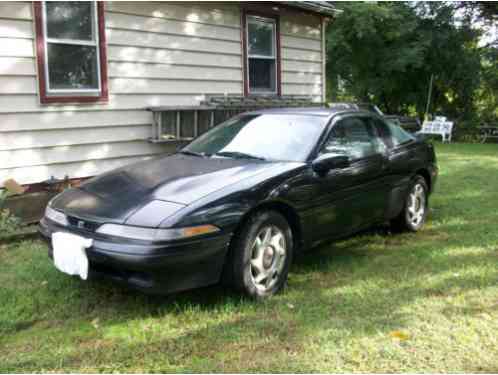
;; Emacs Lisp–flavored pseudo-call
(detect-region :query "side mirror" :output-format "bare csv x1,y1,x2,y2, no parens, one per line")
312,154,350,175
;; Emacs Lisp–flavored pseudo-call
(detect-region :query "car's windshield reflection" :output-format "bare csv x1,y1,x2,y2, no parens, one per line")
183,114,328,162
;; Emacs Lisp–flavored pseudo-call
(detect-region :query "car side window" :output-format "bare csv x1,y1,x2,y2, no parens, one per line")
374,118,415,148
368,118,393,152
386,121,415,146
320,117,377,160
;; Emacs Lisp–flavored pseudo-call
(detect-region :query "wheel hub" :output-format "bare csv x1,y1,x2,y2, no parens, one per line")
262,246,275,269
415,197,421,211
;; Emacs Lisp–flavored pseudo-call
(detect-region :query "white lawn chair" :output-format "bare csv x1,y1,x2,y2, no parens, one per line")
420,117,454,142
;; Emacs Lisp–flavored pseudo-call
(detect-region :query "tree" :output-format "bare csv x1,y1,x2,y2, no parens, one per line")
326,2,493,125
457,1,498,32
327,2,428,114
476,47,498,124
415,2,482,121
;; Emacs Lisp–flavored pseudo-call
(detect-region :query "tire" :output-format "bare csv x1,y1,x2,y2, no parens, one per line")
225,210,293,300
392,175,429,232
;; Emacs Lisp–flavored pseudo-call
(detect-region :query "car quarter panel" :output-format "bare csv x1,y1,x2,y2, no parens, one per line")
383,140,437,219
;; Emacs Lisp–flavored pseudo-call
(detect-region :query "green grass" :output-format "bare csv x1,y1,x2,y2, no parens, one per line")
1,143,498,373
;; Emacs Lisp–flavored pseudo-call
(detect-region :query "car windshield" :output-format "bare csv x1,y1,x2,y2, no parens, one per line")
182,114,328,162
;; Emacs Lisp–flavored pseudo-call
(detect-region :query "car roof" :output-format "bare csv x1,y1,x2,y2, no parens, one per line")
245,106,372,118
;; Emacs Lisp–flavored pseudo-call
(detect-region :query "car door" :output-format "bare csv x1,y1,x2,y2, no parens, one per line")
311,115,389,242
370,117,421,217
371,117,420,178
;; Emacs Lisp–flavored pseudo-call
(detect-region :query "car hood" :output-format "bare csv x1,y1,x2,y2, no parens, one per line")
51,154,291,223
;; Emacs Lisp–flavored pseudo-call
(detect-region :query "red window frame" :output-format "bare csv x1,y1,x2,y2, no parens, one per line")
241,8,282,97
33,1,108,104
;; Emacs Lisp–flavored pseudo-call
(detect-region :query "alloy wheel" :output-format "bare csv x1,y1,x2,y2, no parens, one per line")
407,183,426,227
249,225,287,292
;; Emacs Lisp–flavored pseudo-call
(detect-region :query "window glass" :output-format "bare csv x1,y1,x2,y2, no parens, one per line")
365,118,390,154
46,2,93,40
47,44,98,89
185,114,328,162
249,59,275,93
246,15,277,94
321,117,377,160
376,118,415,147
248,20,274,56
386,121,415,146
44,1,100,92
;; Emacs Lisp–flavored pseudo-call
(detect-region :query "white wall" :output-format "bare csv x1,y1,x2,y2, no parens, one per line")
0,1,324,186
280,10,323,97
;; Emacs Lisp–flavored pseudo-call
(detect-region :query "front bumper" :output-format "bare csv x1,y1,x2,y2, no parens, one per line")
39,218,232,294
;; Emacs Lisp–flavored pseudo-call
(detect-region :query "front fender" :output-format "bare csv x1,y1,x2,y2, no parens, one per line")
159,163,306,230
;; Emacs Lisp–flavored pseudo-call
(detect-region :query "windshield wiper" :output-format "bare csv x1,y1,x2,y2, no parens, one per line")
215,151,266,161
179,150,210,158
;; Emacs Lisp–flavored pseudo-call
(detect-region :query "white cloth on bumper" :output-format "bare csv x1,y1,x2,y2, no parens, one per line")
52,232,93,280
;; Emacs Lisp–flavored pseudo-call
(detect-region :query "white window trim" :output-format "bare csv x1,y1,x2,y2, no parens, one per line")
246,15,277,95
41,1,102,95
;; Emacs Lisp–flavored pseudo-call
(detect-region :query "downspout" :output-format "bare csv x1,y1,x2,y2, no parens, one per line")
321,17,330,104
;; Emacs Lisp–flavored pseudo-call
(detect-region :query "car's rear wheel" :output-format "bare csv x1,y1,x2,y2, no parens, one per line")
226,210,293,300
392,176,429,232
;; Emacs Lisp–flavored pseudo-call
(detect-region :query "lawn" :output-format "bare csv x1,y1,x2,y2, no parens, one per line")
1,143,497,373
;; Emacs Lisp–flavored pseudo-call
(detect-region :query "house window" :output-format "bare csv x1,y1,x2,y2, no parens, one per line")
34,1,108,103
243,13,281,96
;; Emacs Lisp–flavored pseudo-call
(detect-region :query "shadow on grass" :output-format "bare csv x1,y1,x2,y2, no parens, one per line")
13,238,495,372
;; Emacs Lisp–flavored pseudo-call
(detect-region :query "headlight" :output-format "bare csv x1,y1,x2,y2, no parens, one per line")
95,223,220,241
44,205,69,226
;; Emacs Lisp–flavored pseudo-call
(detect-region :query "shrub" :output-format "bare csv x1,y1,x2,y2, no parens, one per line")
0,190,22,236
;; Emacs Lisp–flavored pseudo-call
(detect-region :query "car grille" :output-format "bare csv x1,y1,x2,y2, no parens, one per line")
66,216,101,232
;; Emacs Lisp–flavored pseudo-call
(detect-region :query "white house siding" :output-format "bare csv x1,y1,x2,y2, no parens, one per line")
280,10,323,98
0,1,324,187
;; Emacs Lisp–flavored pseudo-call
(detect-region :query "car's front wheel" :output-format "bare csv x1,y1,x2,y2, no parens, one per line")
392,176,429,232
227,210,293,300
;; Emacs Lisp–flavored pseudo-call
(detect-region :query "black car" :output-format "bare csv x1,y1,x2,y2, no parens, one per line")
39,107,438,299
